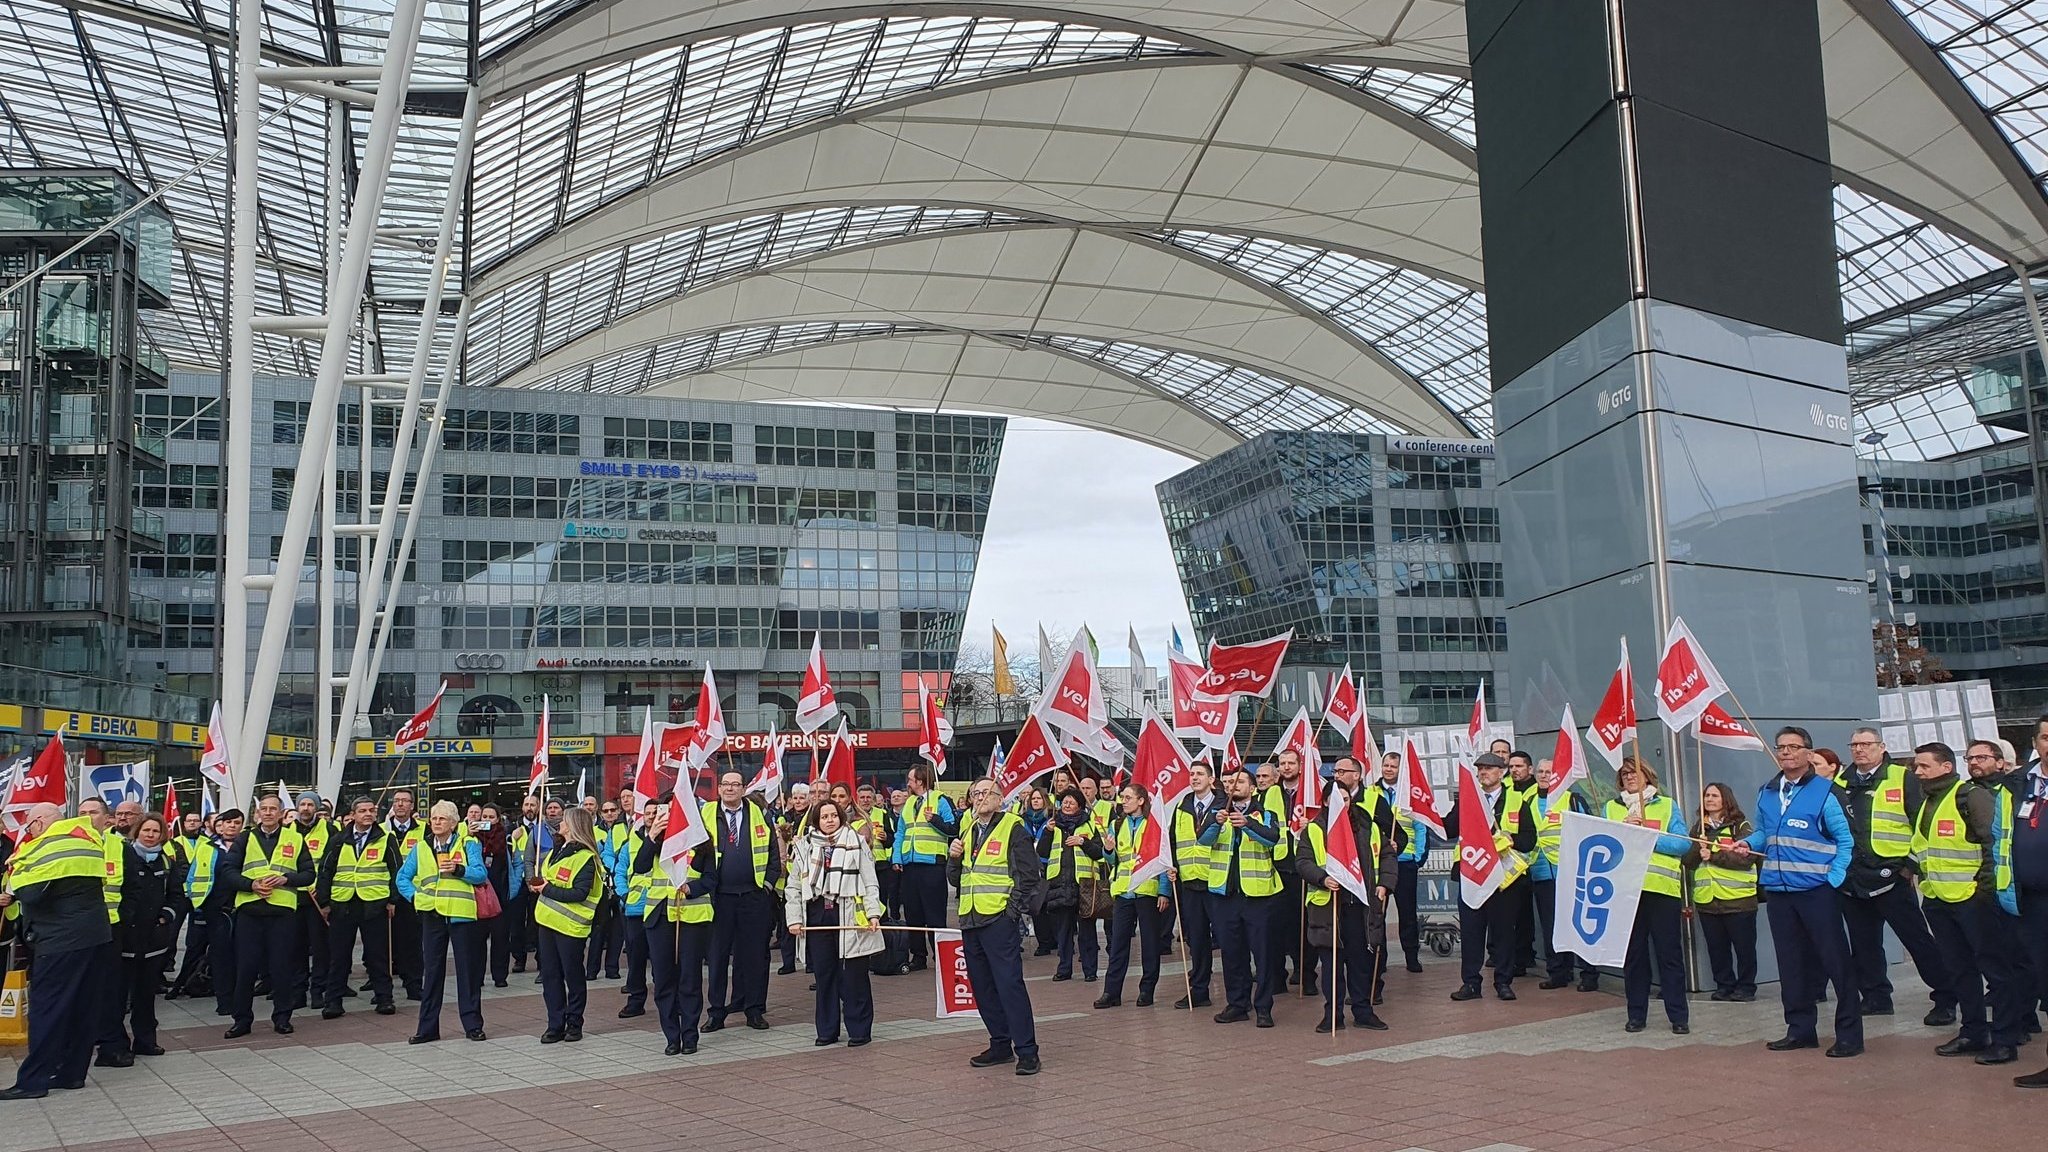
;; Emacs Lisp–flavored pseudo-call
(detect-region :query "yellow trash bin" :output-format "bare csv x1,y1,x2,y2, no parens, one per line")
0,966,27,1045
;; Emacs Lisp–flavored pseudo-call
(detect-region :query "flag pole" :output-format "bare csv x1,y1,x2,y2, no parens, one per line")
1171,873,1195,1013
1716,688,1783,774
1329,882,1339,1037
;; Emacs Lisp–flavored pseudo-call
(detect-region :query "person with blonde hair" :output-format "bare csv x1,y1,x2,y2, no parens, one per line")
532,806,603,1043
396,799,488,1043
1606,758,1693,1035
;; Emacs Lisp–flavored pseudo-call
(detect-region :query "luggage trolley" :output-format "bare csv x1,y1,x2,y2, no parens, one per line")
1414,846,1462,957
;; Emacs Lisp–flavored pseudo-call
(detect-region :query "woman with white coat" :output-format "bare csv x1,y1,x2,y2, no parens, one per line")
786,799,883,1047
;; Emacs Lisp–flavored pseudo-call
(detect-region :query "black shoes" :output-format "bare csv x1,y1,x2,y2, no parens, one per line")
94,1051,134,1068
1624,1020,1645,1034
0,1087,49,1101
1766,1035,1819,1051
321,1007,344,1020
1051,973,1071,982
1976,1045,2018,1066
1016,1054,1041,1076
1450,985,1481,1002
664,1041,683,1056
1171,996,1209,1009
375,1002,396,1016
466,1029,487,1042
1861,1000,1894,1016
1578,976,1601,993
969,1046,1014,1068
1092,996,1121,1009
2014,1066,2048,1089
133,1045,164,1057
541,1029,564,1044
1494,985,1516,1001
1672,1023,1690,1036
1213,1007,1248,1023
702,1016,725,1033
273,1021,294,1035
618,1006,645,1019
744,1013,769,1031
848,1037,871,1048
1825,1042,1862,1058
814,1036,838,1047
1355,1014,1389,1031
1539,978,1571,990
1925,1005,1958,1027
223,1024,252,1039
1255,1012,1274,1028
1936,1036,1988,1057
565,1026,583,1043
1134,995,1154,1007
777,965,797,975
680,1040,698,1055
1405,957,1424,974
1315,1018,1342,1034
407,1033,438,1045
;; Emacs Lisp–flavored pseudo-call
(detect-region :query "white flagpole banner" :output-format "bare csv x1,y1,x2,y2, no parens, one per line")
1551,810,1665,968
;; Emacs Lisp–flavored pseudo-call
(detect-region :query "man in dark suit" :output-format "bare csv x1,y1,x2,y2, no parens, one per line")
1447,753,1537,1001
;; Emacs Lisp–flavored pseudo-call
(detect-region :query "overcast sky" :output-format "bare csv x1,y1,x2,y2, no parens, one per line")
963,418,1195,670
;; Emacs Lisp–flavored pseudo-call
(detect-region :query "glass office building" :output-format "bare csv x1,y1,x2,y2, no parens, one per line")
126,371,1003,798
1158,431,1506,728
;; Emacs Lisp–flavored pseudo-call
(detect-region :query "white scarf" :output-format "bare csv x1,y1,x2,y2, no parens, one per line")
802,826,866,904
1619,785,1660,821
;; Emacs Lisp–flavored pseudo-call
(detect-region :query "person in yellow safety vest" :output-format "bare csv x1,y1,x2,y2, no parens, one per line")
1503,751,1543,978
1167,761,1222,1008
890,765,957,975
1911,741,2027,1065
1296,759,1397,1033
1688,782,1760,1003
700,768,783,1033
288,791,338,1009
75,798,122,929
1095,785,1170,1010
947,777,1043,1075
1841,727,1957,1026
175,809,243,1015
1447,753,1536,1003
607,805,650,1019
395,800,488,1043
531,807,604,1044
587,793,634,983
0,803,115,1100
634,794,715,1055
218,794,312,1040
382,788,428,1001
314,797,399,1019
1529,760,1599,994
1198,767,1286,1027
1037,788,1105,982
1604,758,1693,1035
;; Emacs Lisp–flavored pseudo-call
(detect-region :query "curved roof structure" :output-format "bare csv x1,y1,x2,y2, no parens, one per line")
9,0,2048,459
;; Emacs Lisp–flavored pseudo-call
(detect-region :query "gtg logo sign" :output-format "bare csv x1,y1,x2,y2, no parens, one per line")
1809,403,1849,432
1596,383,1632,417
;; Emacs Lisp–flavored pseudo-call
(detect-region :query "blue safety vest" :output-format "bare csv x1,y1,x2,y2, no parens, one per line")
1758,774,1840,892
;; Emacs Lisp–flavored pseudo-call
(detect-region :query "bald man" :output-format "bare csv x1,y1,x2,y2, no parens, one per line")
1,803,113,1098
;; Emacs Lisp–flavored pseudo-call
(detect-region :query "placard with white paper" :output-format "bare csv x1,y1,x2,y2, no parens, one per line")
1551,811,1666,969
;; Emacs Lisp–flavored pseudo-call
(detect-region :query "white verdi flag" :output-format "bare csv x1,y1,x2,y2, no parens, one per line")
1551,810,1665,968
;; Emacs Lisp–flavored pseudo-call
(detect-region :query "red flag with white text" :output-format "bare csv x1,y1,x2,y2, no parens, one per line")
1585,638,1636,770
1131,706,1193,812
1398,734,1447,838
1276,706,1321,826
1041,629,1107,739
527,696,551,796
1170,649,1237,748
1455,759,1506,907
1549,702,1589,799
747,726,786,798
688,667,727,770
633,707,693,811
658,775,710,888
198,701,234,793
995,713,1069,805
917,678,949,775
5,734,68,838
1324,664,1361,742
1195,631,1292,700
1694,700,1765,752
1654,616,1730,732
1466,680,1489,754
393,681,446,751
1323,793,1373,905
821,720,858,792
796,634,840,735
162,780,179,826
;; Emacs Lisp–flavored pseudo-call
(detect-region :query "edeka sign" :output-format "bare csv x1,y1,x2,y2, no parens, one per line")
266,733,315,758
43,709,159,744
351,735,597,758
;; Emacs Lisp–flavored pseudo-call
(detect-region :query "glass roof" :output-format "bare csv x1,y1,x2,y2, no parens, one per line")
505,321,923,395
4,1,2048,462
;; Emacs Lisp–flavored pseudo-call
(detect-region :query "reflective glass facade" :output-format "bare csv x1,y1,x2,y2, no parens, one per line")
1158,432,1506,726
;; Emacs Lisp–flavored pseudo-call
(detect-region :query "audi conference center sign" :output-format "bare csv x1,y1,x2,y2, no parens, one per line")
1386,435,1495,459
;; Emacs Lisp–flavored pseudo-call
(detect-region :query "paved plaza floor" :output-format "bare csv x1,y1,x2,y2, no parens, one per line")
2,943,2038,1152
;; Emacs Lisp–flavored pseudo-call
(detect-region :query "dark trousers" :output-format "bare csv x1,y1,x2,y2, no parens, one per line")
485,901,514,985
171,909,211,995
538,926,589,1032
619,914,649,1009
94,941,127,1051
1048,906,1098,979
1317,901,1378,1025
1512,875,1538,973
327,901,392,1009
1700,909,1759,996
1175,881,1214,1003
776,918,798,972
1841,883,1954,1010
646,911,711,1046
96,948,156,1057
1534,878,1593,984
1104,897,1163,1002
584,912,623,979
1155,888,1178,958
899,862,948,966
1767,885,1862,1047
206,907,237,1015
390,902,423,996
1393,860,1421,962
1924,896,2026,1047
506,891,532,965
1623,892,1688,1026
12,945,97,1093
232,908,300,1028
2017,892,2048,1019
1273,873,1309,987
1212,891,1276,1013
707,888,774,1019
806,905,874,1042
417,912,484,1037
962,914,1036,1058
1458,892,1519,989
296,901,326,1005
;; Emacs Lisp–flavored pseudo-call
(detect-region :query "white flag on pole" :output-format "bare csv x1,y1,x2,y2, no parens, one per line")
1551,810,1665,968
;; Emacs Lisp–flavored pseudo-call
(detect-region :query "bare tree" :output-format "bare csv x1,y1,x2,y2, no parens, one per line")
1873,622,1951,688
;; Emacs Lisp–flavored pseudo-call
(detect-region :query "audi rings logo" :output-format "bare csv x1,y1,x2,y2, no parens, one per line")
453,653,506,671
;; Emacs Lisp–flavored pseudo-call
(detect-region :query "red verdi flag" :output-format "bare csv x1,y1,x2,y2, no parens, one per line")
393,680,446,751
917,678,949,775
1585,638,1636,771
198,701,234,793
162,780,180,825
1170,649,1236,748
1195,630,1292,700
1042,629,1107,739
1322,792,1373,905
1549,702,1589,799
1398,734,1446,838
633,707,692,811
1323,664,1361,742
1654,616,1729,732
1131,706,1193,812
796,634,840,734
995,713,1068,805
1455,759,1506,907
746,725,786,798
1276,706,1321,825
688,666,727,770
822,720,858,792
527,695,551,796
1694,700,1765,752
1466,680,1489,753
